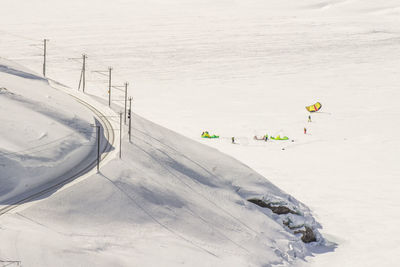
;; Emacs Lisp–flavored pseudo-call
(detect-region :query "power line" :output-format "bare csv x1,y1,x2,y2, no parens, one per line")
92,67,113,106
112,82,129,124
2,33,135,119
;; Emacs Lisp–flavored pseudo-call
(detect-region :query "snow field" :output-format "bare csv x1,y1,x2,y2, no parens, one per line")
0,58,99,204
0,0,400,265
0,109,323,266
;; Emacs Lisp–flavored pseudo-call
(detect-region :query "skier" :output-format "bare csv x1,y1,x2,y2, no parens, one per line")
304,127,307,134
264,134,268,142
232,137,235,144
308,115,312,122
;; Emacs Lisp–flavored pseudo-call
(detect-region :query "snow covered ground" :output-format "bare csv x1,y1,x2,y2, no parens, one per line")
1,0,400,266
0,60,325,266
0,58,98,205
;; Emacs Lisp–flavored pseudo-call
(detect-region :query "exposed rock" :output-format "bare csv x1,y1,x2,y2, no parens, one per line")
248,198,298,215
283,219,302,230
249,198,317,243
294,226,317,243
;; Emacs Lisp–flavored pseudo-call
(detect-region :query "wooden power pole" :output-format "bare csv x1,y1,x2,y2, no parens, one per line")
82,54,87,92
78,54,87,92
119,112,122,159
124,82,128,125
128,97,132,143
43,39,49,77
108,67,112,107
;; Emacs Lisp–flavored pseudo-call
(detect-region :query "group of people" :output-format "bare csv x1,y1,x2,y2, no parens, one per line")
206,114,312,145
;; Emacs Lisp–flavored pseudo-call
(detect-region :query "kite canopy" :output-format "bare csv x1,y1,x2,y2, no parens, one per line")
271,135,289,140
201,131,219,138
202,135,219,139
306,102,322,112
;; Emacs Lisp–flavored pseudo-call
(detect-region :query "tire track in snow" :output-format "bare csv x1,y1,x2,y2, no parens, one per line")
0,95,115,216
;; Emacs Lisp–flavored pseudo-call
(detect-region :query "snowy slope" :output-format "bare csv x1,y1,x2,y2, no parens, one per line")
1,0,400,266
0,58,99,204
0,61,323,266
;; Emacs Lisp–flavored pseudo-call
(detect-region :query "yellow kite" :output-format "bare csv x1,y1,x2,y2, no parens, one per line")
306,102,322,112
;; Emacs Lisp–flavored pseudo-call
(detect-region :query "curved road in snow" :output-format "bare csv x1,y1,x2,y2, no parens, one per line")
0,94,115,216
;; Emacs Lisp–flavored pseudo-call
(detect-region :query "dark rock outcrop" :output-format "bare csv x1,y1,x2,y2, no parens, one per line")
294,226,317,243
248,198,317,243
247,198,298,215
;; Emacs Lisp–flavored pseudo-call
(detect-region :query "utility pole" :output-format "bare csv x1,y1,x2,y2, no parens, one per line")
91,124,101,172
128,97,132,143
97,126,100,172
43,38,49,77
124,82,128,125
82,54,87,92
108,67,112,107
119,112,122,159
78,54,87,92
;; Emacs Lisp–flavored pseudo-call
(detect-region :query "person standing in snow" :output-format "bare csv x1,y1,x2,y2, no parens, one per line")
264,134,268,142
232,137,235,144
304,127,307,134
308,115,312,122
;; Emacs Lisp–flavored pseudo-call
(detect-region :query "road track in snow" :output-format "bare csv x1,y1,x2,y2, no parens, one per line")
0,94,115,216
